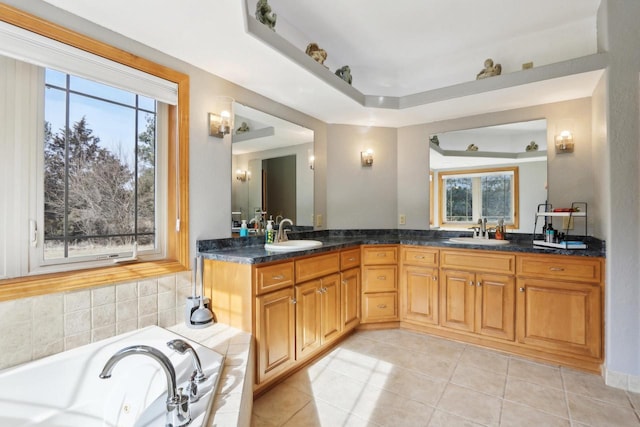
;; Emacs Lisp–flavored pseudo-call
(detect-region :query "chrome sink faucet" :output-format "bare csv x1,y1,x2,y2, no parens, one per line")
276,218,293,243
99,345,190,427
167,339,205,401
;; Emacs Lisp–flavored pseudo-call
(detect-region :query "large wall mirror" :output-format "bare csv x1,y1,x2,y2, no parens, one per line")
231,103,314,231
430,119,547,233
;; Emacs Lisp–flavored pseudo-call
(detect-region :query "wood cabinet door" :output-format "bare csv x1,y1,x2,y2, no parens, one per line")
256,287,295,383
440,269,475,332
341,267,361,331
516,278,602,358
401,265,439,325
475,273,515,341
295,280,322,360
320,273,342,344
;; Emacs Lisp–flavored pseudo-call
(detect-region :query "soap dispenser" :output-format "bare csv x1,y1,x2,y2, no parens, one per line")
240,219,248,237
265,220,275,243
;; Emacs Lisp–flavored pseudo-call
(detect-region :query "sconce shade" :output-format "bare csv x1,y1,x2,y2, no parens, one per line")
555,130,574,154
209,96,234,138
361,149,374,167
236,169,248,181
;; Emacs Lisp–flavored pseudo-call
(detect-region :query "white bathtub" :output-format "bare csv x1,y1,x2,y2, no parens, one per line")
0,326,224,426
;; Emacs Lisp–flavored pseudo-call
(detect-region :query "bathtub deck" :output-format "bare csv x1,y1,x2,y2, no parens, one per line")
168,323,253,427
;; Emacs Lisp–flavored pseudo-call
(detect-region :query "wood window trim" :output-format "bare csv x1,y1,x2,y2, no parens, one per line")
438,166,519,230
0,4,190,302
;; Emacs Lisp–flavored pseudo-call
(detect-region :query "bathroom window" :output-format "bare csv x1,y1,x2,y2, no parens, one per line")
40,69,163,265
0,5,189,293
438,167,519,228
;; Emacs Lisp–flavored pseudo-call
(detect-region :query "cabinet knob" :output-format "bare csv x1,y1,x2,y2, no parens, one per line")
377,304,387,309
342,280,347,285
316,289,323,294
549,267,565,272
519,287,525,292
433,276,438,281
469,281,474,286
291,298,297,304
476,281,482,287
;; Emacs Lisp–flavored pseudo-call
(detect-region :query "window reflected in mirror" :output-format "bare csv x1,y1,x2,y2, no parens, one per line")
430,119,547,232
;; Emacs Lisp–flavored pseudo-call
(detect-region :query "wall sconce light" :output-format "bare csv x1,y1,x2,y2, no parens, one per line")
308,149,315,170
555,130,574,154
361,149,374,167
236,169,249,182
209,96,234,138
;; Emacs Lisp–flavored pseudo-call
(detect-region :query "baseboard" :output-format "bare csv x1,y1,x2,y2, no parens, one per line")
605,367,640,392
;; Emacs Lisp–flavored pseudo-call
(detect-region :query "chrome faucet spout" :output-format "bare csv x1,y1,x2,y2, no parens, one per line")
167,339,205,382
99,345,190,426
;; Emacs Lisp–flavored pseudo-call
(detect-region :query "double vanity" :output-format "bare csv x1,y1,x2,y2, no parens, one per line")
198,230,605,395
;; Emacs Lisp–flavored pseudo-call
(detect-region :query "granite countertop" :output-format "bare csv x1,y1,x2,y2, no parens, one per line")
197,229,605,264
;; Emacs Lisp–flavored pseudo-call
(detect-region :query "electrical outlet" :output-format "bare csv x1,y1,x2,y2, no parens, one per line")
399,214,406,225
316,214,323,227
562,216,574,230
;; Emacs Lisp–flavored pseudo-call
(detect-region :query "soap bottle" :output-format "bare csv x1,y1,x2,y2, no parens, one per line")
240,219,248,237
265,220,275,243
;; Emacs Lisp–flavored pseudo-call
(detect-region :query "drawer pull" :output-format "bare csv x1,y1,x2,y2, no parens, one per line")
377,276,387,280
377,304,387,309
377,253,387,257
272,274,285,280
415,255,425,259
348,257,356,261
549,267,565,272
519,287,525,292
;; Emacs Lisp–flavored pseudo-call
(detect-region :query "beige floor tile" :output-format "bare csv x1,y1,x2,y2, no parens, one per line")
325,347,395,384
437,383,502,427
353,389,434,427
252,383,312,426
628,391,640,411
309,369,376,414
251,413,278,427
457,346,509,376
500,400,570,427
451,362,506,397
567,393,640,426
282,400,376,427
402,350,459,381
427,409,486,427
376,365,447,406
562,368,633,408
507,357,564,390
504,377,569,418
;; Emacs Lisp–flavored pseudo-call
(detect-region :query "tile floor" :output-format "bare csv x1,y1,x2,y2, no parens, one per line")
252,329,640,427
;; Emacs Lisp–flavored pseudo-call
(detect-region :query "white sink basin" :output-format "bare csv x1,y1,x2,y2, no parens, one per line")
448,237,510,246
264,240,323,252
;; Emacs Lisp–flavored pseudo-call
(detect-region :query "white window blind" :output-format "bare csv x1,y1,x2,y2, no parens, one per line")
0,21,178,105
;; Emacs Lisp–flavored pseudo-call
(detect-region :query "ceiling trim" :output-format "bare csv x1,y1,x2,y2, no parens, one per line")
244,2,608,112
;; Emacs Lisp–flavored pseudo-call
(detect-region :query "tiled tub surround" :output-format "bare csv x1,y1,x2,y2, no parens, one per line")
0,271,194,370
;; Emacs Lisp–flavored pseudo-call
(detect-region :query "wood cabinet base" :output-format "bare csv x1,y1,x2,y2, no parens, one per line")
399,320,602,374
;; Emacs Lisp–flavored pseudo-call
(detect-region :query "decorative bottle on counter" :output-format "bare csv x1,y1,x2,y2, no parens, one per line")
240,220,248,237
265,220,275,243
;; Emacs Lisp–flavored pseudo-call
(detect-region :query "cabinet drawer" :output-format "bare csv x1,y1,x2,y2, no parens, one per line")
296,252,340,283
254,261,295,295
363,292,398,322
441,250,515,274
363,266,397,292
340,248,361,270
401,246,439,266
517,255,602,283
362,245,398,265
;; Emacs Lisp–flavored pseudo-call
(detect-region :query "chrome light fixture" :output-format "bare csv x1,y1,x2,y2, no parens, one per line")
361,149,374,167
209,96,234,138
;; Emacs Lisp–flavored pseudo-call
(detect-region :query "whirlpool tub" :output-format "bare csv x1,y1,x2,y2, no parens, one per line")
0,326,224,427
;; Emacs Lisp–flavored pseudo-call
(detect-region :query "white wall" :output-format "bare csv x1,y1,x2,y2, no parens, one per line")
598,0,640,387
326,125,398,229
